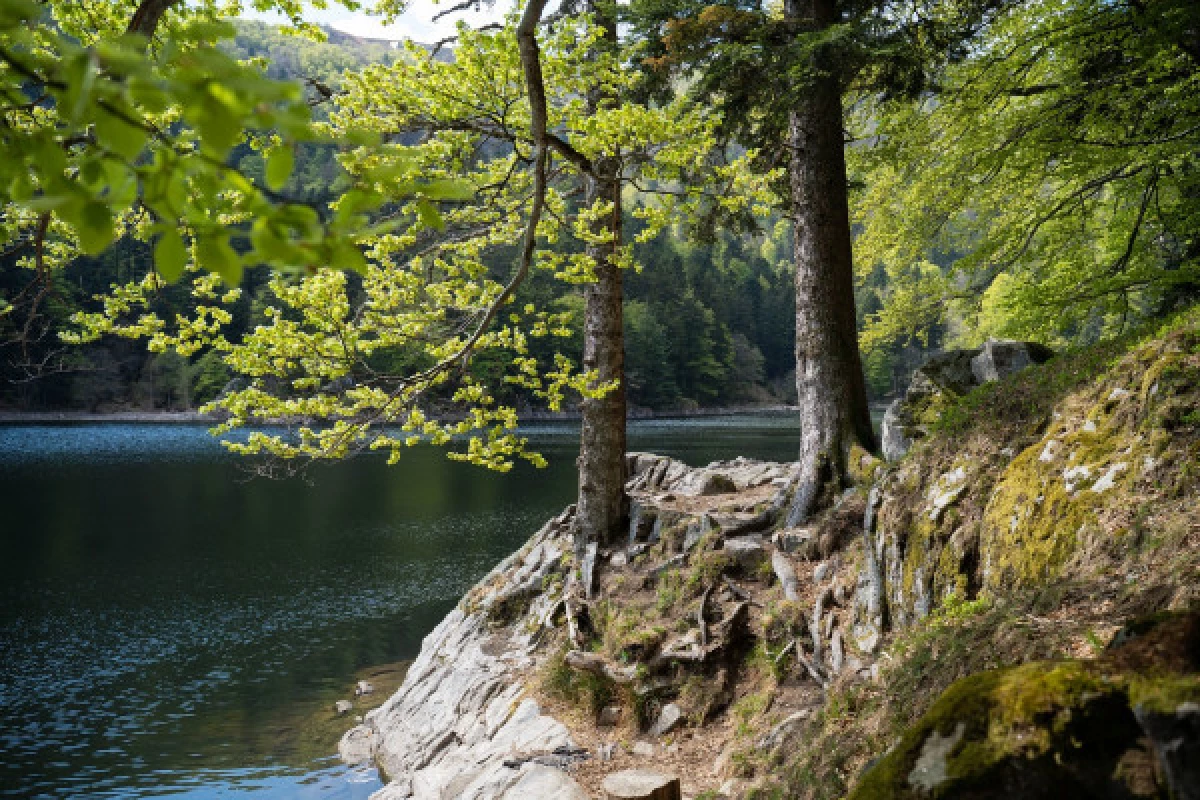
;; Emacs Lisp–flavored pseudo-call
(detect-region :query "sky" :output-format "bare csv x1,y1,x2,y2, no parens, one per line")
242,0,515,43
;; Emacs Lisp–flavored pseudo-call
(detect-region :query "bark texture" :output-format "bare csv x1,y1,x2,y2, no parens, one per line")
785,0,877,526
574,7,628,552
126,0,180,37
576,160,628,551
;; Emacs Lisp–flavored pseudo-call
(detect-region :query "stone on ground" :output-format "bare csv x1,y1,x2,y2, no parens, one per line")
602,768,682,800
724,535,768,573
651,703,683,737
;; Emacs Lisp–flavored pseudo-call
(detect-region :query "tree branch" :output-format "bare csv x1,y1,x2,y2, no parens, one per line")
126,0,183,38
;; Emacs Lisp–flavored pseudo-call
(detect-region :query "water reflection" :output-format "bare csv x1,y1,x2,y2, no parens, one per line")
0,415,803,798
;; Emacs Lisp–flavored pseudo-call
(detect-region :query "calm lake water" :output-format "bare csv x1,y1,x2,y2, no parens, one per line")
0,415,805,799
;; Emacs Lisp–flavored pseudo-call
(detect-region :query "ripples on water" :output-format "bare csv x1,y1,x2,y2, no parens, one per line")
0,416,802,798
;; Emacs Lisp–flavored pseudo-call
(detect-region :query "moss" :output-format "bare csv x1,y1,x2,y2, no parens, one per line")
687,547,732,591
655,574,682,612
1126,674,1200,713
849,441,884,485
732,690,774,738
900,515,939,602
615,625,667,662
979,441,1100,591
761,600,807,647
849,661,1140,800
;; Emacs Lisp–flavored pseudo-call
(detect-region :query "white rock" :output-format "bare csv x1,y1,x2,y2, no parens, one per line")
339,724,375,764
651,703,684,737
631,740,657,757
335,700,353,715
1063,464,1093,493
775,528,813,554
724,536,768,573
1090,462,1128,493
602,769,681,800
926,467,968,522
348,520,581,800
499,764,588,800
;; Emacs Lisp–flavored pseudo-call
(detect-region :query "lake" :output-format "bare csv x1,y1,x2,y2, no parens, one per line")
0,415,806,799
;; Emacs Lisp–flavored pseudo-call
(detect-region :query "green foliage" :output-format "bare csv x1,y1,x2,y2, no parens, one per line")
0,0,421,289
58,15,771,469
851,0,1200,353
0,22,792,414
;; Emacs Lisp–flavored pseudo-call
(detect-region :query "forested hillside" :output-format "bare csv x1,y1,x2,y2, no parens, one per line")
0,21,806,413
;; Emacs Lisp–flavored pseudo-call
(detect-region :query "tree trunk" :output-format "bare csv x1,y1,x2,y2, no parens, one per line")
575,9,628,556
785,0,877,526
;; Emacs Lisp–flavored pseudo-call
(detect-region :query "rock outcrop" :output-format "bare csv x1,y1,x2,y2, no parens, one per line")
340,314,1200,800
602,769,682,800
855,323,1199,634
339,510,585,799
881,339,1053,462
340,455,799,799
851,612,1200,800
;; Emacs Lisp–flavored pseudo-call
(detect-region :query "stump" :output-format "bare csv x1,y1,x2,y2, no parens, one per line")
602,769,682,800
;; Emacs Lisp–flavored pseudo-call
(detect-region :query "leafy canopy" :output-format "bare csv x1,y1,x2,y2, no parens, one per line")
68,15,770,470
851,0,1200,350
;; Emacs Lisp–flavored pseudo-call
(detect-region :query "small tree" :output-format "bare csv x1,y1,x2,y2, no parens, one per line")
71,8,766,532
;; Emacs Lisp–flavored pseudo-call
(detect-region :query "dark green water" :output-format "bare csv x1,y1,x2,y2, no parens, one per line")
0,415,805,799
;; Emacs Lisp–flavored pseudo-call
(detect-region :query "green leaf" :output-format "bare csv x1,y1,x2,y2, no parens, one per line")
9,171,32,203
59,50,96,124
154,229,188,282
76,201,114,255
103,161,138,209
195,233,243,285
415,198,444,231
250,218,305,266
265,146,294,192
0,0,41,27
419,178,475,202
95,108,148,161
331,239,368,275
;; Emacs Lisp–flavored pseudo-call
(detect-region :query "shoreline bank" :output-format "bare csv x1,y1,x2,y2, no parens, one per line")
0,404,867,426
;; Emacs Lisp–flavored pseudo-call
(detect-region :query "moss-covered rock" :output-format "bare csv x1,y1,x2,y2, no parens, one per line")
862,310,1200,633
849,612,1200,800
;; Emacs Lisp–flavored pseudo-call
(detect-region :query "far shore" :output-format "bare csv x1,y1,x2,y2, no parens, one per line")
0,403,891,426
0,405,792,425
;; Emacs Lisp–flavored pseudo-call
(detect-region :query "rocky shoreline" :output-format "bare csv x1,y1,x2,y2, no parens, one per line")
337,455,812,798
336,328,1200,800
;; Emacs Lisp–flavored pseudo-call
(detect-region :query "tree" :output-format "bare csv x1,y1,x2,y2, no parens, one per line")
576,0,630,547
632,0,1003,522
69,5,764,537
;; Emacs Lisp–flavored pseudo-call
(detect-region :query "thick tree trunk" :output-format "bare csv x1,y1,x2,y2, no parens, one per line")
576,163,628,552
785,0,877,526
575,10,628,556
